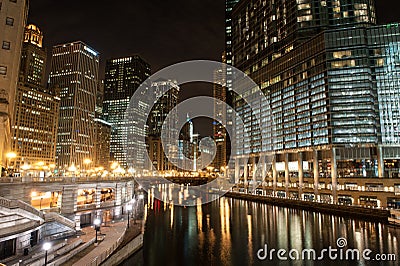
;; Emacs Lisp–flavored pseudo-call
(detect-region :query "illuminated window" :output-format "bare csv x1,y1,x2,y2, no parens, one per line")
333,50,351,59
2,41,10,50
0,65,7,75
6,17,14,26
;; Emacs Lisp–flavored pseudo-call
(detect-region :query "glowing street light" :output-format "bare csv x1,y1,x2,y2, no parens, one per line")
83,158,92,165
6,152,17,173
111,161,119,170
93,218,101,244
68,164,77,173
43,242,51,265
83,158,92,178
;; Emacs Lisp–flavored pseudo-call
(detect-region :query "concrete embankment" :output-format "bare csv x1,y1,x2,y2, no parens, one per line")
225,192,390,222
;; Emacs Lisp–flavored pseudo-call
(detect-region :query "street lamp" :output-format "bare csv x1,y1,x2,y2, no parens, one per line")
6,152,17,176
68,164,77,173
126,204,132,228
43,242,51,266
93,218,101,244
83,158,92,178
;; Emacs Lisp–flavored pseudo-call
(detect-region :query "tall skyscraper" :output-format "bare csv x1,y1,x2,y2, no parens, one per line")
146,80,179,172
94,80,111,167
103,56,151,168
225,0,240,64
11,24,60,171
232,0,400,208
0,0,29,174
49,41,100,170
20,24,46,87
213,57,228,171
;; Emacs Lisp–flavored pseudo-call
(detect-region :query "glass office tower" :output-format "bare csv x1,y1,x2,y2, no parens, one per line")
232,0,400,208
49,41,99,169
103,56,151,168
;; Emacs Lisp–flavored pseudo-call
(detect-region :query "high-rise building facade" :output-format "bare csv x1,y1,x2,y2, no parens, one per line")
93,80,111,168
94,118,111,168
103,56,151,168
49,41,99,170
232,0,400,208
11,24,60,170
213,62,228,171
20,24,46,87
146,80,179,172
0,0,29,173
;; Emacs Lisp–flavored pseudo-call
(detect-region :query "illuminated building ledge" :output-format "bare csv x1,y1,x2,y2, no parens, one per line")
224,192,390,222
233,145,400,209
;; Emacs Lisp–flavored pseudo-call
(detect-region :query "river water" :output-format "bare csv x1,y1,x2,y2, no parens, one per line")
123,197,400,265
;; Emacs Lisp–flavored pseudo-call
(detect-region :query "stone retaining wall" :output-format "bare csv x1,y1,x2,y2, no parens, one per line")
225,192,390,222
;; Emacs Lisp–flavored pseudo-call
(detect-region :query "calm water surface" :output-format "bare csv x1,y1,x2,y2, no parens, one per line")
123,197,400,265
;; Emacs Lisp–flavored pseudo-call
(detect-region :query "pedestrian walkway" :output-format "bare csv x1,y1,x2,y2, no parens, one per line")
73,221,127,266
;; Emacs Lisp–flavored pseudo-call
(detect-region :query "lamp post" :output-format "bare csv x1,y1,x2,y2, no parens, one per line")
93,218,101,244
6,152,17,177
43,242,51,266
83,158,92,179
126,204,132,228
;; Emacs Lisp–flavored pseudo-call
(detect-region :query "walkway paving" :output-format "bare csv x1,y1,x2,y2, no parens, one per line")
73,220,127,266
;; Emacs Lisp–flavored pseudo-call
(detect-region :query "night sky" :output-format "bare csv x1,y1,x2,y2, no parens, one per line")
28,0,400,136
29,0,400,75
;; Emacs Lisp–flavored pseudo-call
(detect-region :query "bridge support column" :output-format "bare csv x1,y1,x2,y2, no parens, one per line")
298,152,304,200
313,150,319,200
272,156,277,196
244,159,248,190
235,159,240,184
284,153,289,197
331,148,338,204
61,185,78,215
95,186,101,209
378,145,385,178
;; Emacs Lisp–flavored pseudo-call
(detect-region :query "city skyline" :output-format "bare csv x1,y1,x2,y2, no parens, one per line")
1,1,400,265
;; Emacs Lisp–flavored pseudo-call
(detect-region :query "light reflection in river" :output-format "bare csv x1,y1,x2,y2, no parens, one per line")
124,196,400,266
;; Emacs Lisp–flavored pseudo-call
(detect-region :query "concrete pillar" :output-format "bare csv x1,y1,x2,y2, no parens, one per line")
244,159,248,188
61,185,78,215
313,150,319,197
284,153,289,196
331,148,338,204
252,157,257,191
95,186,101,208
272,156,277,196
298,152,304,200
377,145,384,178
261,155,266,182
235,158,240,184
127,182,134,200
115,183,122,206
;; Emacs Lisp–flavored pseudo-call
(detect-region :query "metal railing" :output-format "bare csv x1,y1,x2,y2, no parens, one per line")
0,196,44,219
0,175,135,184
88,229,126,266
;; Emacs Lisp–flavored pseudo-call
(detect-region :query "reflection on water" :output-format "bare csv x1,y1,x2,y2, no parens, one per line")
123,197,400,266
